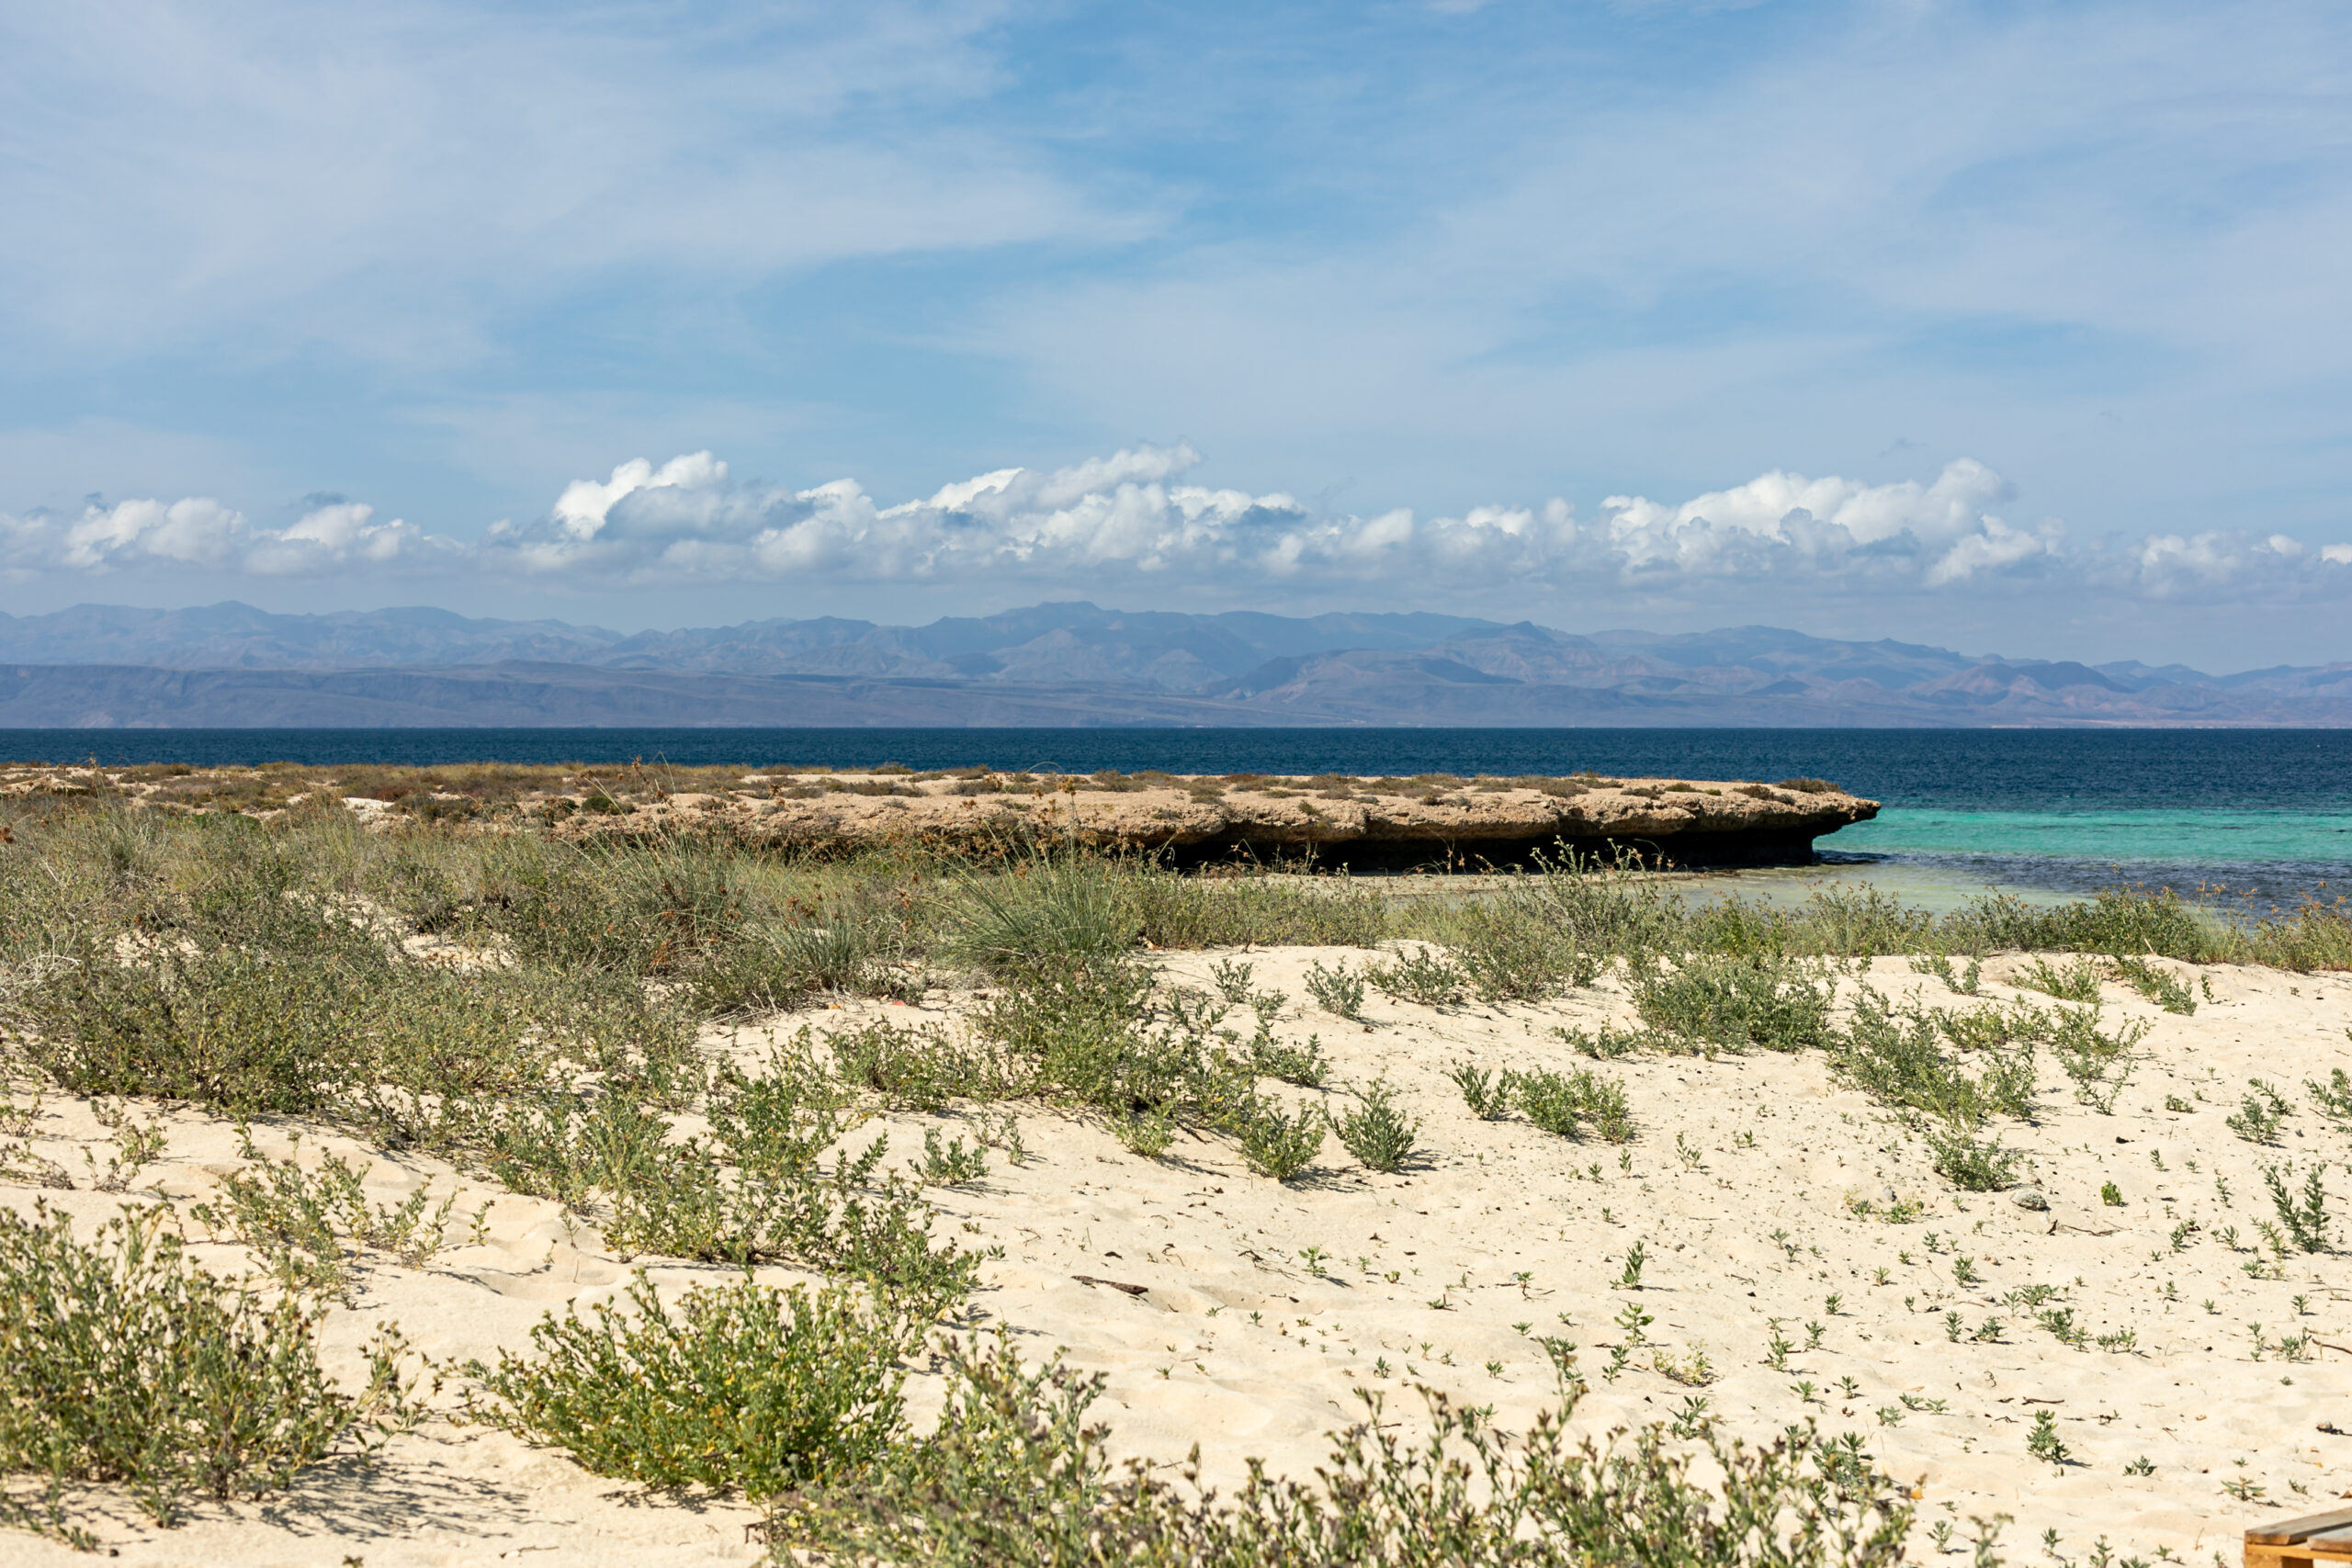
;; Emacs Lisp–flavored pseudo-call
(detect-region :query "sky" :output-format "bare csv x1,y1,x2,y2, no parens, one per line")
2,0,2349,669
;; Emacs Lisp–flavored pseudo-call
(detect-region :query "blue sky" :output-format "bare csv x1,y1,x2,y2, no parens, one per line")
2,0,2349,666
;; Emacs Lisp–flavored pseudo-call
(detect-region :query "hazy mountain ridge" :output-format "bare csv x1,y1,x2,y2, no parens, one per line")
0,601,2346,727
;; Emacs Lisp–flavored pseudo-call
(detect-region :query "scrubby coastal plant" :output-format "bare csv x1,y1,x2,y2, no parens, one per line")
1449,1063,1516,1121
466,1270,922,1499
2016,957,2103,1003
1236,1098,1326,1182
2262,1164,2331,1253
1516,1068,1635,1144
1305,960,1367,1020
188,1134,456,1303
1366,947,1467,1009
1329,1078,1419,1172
778,1332,1917,1568
2310,1065,2352,1128
0,1202,416,1542
2108,954,2196,1014
2227,1081,2292,1145
1632,953,1834,1053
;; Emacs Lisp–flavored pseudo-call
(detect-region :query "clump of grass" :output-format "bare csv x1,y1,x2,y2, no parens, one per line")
0,1202,416,1542
465,1270,922,1500
780,1332,1917,1566
946,855,1140,979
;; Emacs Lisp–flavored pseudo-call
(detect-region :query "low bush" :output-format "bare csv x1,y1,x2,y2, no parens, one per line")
466,1270,922,1500
1922,1125,2022,1191
1235,1097,1325,1181
1329,1078,1419,1172
1449,1063,1515,1120
1516,1067,1635,1144
781,1332,1917,1567
0,1203,415,1541
1367,947,1466,1009
1827,992,2036,1129
1446,895,1600,1003
1633,954,1834,1053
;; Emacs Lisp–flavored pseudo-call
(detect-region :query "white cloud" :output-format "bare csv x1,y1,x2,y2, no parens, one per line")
6,447,2346,613
1,496,457,577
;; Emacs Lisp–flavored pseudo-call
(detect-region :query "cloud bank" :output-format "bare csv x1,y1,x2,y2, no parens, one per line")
4,446,2347,605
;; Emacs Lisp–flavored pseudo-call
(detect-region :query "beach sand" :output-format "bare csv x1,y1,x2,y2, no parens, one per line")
3,949,2347,1565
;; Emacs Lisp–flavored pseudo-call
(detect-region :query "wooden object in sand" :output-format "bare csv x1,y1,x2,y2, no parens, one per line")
2246,1509,2352,1568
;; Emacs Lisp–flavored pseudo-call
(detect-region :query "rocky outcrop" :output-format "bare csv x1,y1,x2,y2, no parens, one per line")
613,773,1879,868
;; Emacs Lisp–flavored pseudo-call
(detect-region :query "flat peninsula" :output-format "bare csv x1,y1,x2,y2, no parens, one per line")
3,762,1880,867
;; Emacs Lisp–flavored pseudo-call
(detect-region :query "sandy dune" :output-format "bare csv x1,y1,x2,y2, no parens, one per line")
3,947,2348,1565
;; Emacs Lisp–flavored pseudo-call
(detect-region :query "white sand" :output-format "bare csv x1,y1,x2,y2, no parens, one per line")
3,950,2348,1564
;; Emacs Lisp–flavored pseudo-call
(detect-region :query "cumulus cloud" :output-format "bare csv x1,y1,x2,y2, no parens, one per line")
7,446,2351,605
0,496,458,578
472,446,2072,595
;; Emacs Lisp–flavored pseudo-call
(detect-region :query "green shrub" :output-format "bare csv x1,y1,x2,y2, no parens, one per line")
1249,1029,1331,1089
2047,1007,2145,1113
466,1270,921,1500
2312,1064,2352,1127
0,1203,415,1541
1827,992,2036,1128
1449,1063,1515,1121
1367,947,1467,1008
2108,954,2196,1014
1445,895,1599,1002
1329,1079,1419,1172
1235,1097,1324,1181
1633,954,1833,1053
781,1332,1917,1567
2226,1080,2291,1145
1516,1068,1635,1143
188,1135,455,1302
2016,956,2102,1003
1923,1125,2021,1191
1305,960,1367,1020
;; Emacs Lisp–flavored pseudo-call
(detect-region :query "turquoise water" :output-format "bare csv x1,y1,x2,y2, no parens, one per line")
1840,807,2352,876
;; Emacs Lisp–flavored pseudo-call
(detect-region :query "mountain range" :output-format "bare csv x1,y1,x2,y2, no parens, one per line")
0,601,2346,727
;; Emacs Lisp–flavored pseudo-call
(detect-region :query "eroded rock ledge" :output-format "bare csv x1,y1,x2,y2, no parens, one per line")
0,763,1878,869
607,771,1878,869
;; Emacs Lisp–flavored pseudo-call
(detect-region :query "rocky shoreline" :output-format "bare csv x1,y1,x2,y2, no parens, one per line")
572,770,1880,868
0,762,1880,868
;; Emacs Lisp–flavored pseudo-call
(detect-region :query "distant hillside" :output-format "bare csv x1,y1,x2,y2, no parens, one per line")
0,601,2346,727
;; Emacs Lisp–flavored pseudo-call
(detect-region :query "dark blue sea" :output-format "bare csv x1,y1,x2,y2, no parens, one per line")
6,728,2348,908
